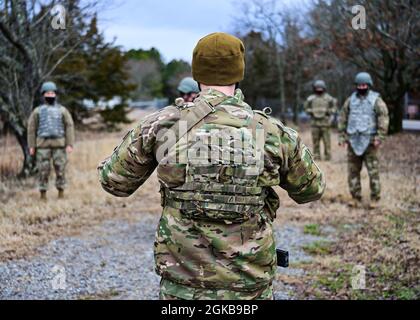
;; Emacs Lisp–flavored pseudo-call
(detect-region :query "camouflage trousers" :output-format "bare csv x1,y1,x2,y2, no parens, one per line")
36,148,67,191
347,145,380,201
159,278,273,300
311,126,331,160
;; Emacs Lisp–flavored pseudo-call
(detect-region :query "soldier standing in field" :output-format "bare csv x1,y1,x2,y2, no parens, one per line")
304,80,337,161
98,33,325,300
28,82,75,200
338,72,389,208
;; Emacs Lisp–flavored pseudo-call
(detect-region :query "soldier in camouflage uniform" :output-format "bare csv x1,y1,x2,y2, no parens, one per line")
28,82,75,200
177,77,199,103
98,33,325,300
304,80,337,161
338,72,389,207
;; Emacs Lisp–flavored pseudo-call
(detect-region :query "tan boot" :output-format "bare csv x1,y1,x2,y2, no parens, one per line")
369,199,380,210
58,189,64,199
40,191,47,201
348,198,362,208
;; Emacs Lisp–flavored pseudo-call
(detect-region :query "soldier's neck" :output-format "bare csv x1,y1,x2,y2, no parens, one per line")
200,84,235,96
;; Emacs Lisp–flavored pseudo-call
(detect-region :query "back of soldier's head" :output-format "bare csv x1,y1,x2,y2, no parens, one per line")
192,33,245,87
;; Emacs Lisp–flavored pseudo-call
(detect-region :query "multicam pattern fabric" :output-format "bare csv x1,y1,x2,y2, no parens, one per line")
98,88,325,295
347,145,381,201
304,93,337,127
36,148,67,191
311,127,331,160
304,93,336,160
159,278,273,300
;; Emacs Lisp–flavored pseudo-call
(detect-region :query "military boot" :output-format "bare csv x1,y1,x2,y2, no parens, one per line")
58,189,64,199
40,191,47,201
348,197,362,208
369,198,380,210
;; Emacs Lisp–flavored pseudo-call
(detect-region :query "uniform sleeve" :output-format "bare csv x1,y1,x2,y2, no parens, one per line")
338,98,350,144
304,98,312,115
27,108,39,149
62,107,75,147
278,127,325,204
330,97,338,115
98,124,158,197
374,97,389,142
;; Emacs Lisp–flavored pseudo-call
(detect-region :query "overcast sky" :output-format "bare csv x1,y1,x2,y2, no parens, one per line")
98,0,240,63
98,0,308,63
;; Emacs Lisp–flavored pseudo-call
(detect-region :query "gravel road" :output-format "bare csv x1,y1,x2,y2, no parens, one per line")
0,214,325,300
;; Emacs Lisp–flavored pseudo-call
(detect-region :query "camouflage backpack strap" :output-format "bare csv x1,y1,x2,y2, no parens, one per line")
169,95,227,146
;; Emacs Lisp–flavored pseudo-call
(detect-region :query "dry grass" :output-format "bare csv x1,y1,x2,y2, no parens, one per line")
0,110,161,261
275,129,420,300
0,118,419,299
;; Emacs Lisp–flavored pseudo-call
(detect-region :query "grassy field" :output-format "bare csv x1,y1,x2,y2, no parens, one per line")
0,116,419,299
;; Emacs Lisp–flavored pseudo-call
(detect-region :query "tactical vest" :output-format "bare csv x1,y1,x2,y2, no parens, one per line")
347,91,379,155
309,95,332,119
37,104,65,139
158,96,279,223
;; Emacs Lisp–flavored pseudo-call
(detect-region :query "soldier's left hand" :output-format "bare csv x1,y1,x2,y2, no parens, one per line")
66,145,74,154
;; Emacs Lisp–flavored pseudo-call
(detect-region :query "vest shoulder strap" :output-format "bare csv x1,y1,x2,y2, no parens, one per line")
169,95,226,147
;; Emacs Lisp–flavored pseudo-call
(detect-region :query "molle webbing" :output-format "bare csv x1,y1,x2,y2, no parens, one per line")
172,182,262,195
163,185,266,222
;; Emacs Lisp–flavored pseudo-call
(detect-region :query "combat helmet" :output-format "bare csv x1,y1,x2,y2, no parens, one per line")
177,77,199,94
313,80,326,90
354,72,373,86
41,81,58,94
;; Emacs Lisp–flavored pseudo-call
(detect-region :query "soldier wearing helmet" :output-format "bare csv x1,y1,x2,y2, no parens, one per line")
98,33,325,300
177,77,199,103
27,81,75,200
338,72,389,208
304,80,337,161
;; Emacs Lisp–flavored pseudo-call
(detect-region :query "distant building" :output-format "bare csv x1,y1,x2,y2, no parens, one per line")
403,91,420,131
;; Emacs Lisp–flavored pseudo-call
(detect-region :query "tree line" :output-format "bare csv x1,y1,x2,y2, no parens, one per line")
0,0,418,176
0,0,190,176
236,0,419,132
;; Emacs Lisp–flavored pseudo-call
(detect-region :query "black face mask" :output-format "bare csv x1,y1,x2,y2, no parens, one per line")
45,97,56,105
357,88,369,96
315,89,324,95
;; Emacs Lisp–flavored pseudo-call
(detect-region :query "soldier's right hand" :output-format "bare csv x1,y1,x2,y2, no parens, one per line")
29,148,35,156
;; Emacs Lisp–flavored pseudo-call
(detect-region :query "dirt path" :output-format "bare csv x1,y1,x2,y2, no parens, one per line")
0,213,328,300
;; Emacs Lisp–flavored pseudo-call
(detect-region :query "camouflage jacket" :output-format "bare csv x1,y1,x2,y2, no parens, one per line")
98,89,325,292
304,93,337,127
27,104,75,149
338,92,389,144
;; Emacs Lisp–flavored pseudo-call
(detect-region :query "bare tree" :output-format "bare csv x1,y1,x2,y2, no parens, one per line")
309,0,420,133
234,0,290,121
0,0,98,176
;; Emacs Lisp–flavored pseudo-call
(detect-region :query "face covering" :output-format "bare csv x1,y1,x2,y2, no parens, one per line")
315,89,324,95
45,97,56,105
357,88,368,96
